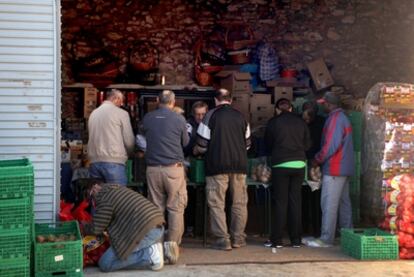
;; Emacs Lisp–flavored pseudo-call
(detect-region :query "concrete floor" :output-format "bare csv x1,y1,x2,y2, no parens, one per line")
84,236,414,276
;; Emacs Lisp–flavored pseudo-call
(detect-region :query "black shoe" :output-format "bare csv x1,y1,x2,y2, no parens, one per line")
264,240,283,248
211,238,232,251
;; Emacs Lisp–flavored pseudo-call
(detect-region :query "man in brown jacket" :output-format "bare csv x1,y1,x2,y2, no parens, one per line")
88,89,135,185
83,179,178,272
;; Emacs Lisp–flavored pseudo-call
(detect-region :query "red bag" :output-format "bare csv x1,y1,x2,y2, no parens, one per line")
400,247,414,259
398,231,414,248
59,200,75,221
72,200,92,222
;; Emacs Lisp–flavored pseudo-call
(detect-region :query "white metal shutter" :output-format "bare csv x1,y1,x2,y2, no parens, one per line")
0,0,60,222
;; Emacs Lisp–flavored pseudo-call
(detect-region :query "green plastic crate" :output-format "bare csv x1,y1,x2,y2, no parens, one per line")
347,112,362,151
126,159,133,184
35,269,83,277
0,228,31,259
34,221,82,274
0,158,34,199
0,197,33,231
0,257,30,277
190,159,205,183
341,228,399,260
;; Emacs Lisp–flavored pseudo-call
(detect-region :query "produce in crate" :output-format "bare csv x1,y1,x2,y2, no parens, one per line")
36,234,77,243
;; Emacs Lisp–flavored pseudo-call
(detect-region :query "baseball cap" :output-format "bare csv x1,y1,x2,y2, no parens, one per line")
317,91,340,105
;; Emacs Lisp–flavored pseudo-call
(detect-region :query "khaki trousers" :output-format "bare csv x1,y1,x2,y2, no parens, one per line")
146,166,188,244
206,173,248,242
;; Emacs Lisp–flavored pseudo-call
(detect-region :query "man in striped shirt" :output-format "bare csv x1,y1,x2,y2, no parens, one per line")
83,180,178,272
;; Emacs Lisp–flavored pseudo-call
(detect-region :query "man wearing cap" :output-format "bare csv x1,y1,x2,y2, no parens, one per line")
194,88,251,251
307,92,354,247
142,90,189,263
264,98,311,248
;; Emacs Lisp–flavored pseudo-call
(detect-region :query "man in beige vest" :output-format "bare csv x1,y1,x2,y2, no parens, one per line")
88,89,135,185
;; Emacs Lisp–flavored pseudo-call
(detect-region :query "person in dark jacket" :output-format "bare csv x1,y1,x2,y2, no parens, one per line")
184,101,209,157
264,98,312,248
301,101,325,237
82,179,170,272
194,88,251,251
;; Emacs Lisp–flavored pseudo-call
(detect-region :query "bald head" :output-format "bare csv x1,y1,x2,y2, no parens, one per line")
214,88,232,105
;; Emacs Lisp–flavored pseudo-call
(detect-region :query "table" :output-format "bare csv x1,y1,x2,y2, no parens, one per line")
188,178,271,247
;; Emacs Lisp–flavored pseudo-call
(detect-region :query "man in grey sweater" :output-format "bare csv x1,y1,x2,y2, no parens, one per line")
88,89,135,185
143,90,189,264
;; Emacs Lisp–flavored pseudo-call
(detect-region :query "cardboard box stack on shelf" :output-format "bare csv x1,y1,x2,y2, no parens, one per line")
61,83,97,168
216,69,275,128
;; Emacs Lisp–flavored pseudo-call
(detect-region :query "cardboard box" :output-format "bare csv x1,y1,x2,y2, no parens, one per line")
232,93,250,119
84,87,98,118
250,113,273,128
250,94,274,116
274,86,293,104
175,98,185,109
215,70,252,93
306,58,334,91
147,101,158,112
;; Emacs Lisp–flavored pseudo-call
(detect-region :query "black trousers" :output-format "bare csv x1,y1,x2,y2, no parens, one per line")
270,167,305,245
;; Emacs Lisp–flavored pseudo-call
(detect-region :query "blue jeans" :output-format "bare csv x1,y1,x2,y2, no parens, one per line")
320,175,353,244
98,226,164,272
89,162,127,185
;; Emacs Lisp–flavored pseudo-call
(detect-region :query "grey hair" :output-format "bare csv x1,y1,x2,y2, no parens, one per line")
158,90,175,105
106,89,123,100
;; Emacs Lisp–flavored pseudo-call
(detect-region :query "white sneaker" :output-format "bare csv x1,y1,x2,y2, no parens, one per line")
306,238,333,248
149,242,164,271
301,236,315,245
164,241,179,264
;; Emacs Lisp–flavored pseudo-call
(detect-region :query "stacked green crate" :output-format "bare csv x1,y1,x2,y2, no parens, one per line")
347,111,363,152
347,111,363,224
0,158,34,277
350,152,361,224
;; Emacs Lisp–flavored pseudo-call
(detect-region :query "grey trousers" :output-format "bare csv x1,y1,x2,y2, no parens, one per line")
206,174,248,243
320,175,353,244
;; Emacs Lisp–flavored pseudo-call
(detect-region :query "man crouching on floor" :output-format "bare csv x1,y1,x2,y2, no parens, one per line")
82,179,178,272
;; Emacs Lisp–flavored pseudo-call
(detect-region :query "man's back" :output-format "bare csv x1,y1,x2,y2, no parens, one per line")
143,107,189,166
88,102,134,164
201,105,249,176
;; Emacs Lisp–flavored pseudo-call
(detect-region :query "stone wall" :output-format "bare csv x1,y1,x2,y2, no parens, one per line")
61,0,414,97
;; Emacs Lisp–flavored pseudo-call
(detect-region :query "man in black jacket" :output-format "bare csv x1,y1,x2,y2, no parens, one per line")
194,88,251,250
264,98,312,248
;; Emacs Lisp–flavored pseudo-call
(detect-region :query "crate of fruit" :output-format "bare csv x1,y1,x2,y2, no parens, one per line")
34,221,83,274
0,228,32,259
0,197,33,231
341,228,399,260
0,158,34,199
0,256,30,277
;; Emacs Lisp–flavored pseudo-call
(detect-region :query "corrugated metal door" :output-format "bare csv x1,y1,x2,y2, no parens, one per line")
0,0,60,222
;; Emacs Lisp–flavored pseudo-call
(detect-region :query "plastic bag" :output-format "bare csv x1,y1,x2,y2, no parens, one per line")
72,200,92,222
59,200,75,221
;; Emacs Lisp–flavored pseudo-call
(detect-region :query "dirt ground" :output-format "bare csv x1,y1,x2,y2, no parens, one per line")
84,237,414,276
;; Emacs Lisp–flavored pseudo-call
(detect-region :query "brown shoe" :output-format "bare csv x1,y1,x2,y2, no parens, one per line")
211,238,232,251
232,240,247,248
